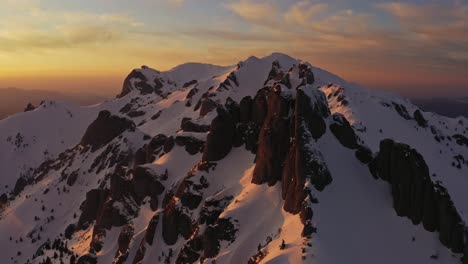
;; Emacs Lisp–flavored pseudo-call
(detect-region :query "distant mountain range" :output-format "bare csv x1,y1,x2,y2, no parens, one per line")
412,97,468,118
0,87,110,119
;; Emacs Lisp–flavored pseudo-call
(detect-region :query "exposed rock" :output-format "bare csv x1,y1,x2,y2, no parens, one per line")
200,99,218,117
252,86,291,185
65,223,76,239
132,166,165,204
296,88,329,140
133,147,147,168
146,134,167,162
203,218,238,258
392,102,412,120
78,189,110,229
24,102,36,112
162,200,194,245
183,80,198,88
202,107,236,161
80,111,135,151
239,96,253,123
164,136,175,153
145,215,160,245
251,87,270,125
175,136,205,155
225,97,240,124
119,69,167,98
66,171,79,186
454,134,468,148
116,224,134,261
13,176,30,196
77,253,97,264
413,110,428,128
329,113,358,149
355,145,373,164
0,193,7,207
370,139,467,255
180,117,210,133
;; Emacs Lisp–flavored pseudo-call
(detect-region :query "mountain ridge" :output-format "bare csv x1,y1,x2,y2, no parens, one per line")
0,53,467,264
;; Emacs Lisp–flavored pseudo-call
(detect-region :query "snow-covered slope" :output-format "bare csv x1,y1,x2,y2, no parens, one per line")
0,53,467,264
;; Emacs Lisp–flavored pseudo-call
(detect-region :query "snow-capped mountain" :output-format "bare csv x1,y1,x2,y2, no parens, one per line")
0,53,467,264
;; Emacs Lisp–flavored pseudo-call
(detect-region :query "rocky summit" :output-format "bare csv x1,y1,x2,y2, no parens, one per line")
0,53,467,264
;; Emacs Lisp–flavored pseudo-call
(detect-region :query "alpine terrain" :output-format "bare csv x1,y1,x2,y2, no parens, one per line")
0,53,467,264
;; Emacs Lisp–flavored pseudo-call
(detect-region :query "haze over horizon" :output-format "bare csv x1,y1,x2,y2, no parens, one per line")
1,0,468,97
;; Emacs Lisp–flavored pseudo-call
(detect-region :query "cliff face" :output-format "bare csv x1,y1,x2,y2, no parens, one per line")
0,53,467,264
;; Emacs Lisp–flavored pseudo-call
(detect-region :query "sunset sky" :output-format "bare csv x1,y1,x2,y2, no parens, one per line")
1,0,467,97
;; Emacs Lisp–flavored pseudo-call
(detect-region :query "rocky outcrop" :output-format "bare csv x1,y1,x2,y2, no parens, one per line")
454,134,468,148
370,139,468,257
200,99,218,117
392,102,412,120
180,117,210,133
295,88,329,140
132,166,166,210
146,134,168,163
202,107,236,162
13,176,30,196
119,69,167,98
239,96,253,123
24,102,36,112
251,87,269,125
413,110,428,128
162,200,195,245
78,189,110,229
175,136,205,155
252,86,292,185
329,113,358,149
355,145,373,164
81,111,135,151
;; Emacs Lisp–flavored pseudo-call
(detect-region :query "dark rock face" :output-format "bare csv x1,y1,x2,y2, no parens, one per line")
180,118,210,133
145,215,160,245
146,134,167,162
355,145,373,164
296,88,329,141
81,111,135,151
239,96,253,123
164,136,175,153
202,218,238,258
370,139,467,256
0,193,7,207
183,80,198,88
252,86,292,185
162,200,194,245
225,97,240,124
78,189,109,229
392,102,412,120
175,136,205,155
200,99,218,117
119,69,167,98
115,224,133,263
24,102,36,112
76,254,97,264
251,87,269,125
413,110,428,128
453,134,468,148
13,176,30,196
329,113,358,149
132,166,165,207
202,108,236,162
66,171,79,186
